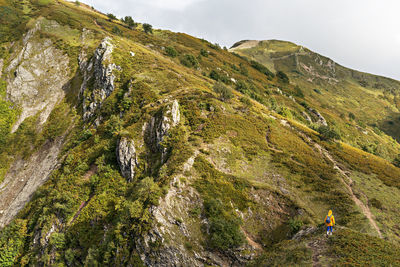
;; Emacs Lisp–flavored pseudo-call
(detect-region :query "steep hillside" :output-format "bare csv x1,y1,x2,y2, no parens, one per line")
231,40,400,160
0,1,400,266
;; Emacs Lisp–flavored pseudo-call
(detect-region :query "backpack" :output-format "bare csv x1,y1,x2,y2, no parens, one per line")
326,215,331,224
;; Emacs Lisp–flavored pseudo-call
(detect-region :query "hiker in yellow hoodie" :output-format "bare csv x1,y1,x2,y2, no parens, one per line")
325,210,335,236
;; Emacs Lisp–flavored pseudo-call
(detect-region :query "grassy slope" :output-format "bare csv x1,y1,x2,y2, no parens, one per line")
231,40,400,162
0,1,399,266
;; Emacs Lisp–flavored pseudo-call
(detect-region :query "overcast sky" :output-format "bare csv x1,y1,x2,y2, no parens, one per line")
82,0,400,80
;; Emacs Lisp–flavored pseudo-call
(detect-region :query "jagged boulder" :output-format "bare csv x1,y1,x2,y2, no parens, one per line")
308,107,328,126
146,100,181,163
116,137,138,182
81,37,121,120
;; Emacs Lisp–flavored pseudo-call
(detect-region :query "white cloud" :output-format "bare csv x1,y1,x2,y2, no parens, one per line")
134,0,205,11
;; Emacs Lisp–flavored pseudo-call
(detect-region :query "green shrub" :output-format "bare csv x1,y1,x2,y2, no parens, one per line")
277,106,293,119
106,13,117,21
200,48,208,57
250,60,274,79
204,199,245,250
369,198,383,210
209,69,230,84
0,220,27,266
112,26,123,36
277,71,289,83
213,82,233,102
288,218,303,235
165,46,178,58
240,96,252,108
235,80,248,94
143,23,153,34
249,241,311,266
329,229,400,266
317,125,340,141
293,85,304,98
239,63,248,76
180,54,198,68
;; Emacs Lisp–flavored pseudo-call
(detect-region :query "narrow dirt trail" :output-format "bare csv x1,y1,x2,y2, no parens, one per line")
293,130,382,238
307,238,327,267
241,227,263,251
313,143,382,238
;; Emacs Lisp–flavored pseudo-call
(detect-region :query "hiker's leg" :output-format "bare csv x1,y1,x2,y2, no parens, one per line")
326,226,329,235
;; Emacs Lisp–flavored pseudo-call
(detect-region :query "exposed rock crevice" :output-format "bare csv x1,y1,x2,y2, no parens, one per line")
116,137,138,182
80,37,121,120
145,100,181,163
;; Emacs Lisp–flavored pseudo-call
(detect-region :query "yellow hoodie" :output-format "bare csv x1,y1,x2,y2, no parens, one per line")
325,210,335,226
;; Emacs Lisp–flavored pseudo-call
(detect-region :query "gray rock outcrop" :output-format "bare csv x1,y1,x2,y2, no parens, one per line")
146,100,181,163
116,137,138,182
5,19,70,132
80,37,121,120
308,107,328,126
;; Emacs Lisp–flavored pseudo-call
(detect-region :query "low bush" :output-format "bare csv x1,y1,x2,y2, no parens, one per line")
329,229,400,266
317,125,340,141
106,13,117,21
277,71,289,83
200,48,208,57
180,54,198,68
250,60,274,79
213,82,233,102
165,46,177,58
112,26,123,36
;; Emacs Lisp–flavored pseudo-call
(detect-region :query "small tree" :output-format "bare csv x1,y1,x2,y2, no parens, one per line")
213,82,233,102
74,1,80,6
123,16,136,29
143,23,153,34
107,13,117,21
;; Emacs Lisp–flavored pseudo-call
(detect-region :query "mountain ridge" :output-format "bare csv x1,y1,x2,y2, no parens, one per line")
0,1,400,266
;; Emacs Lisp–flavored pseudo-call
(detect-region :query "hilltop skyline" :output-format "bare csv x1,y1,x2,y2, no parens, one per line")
83,0,400,80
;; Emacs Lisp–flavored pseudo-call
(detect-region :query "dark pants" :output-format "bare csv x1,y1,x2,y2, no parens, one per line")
326,226,333,232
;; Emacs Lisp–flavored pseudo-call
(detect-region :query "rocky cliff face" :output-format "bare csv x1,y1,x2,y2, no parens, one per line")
80,37,121,121
146,100,181,163
116,137,138,182
0,137,65,228
5,19,70,132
